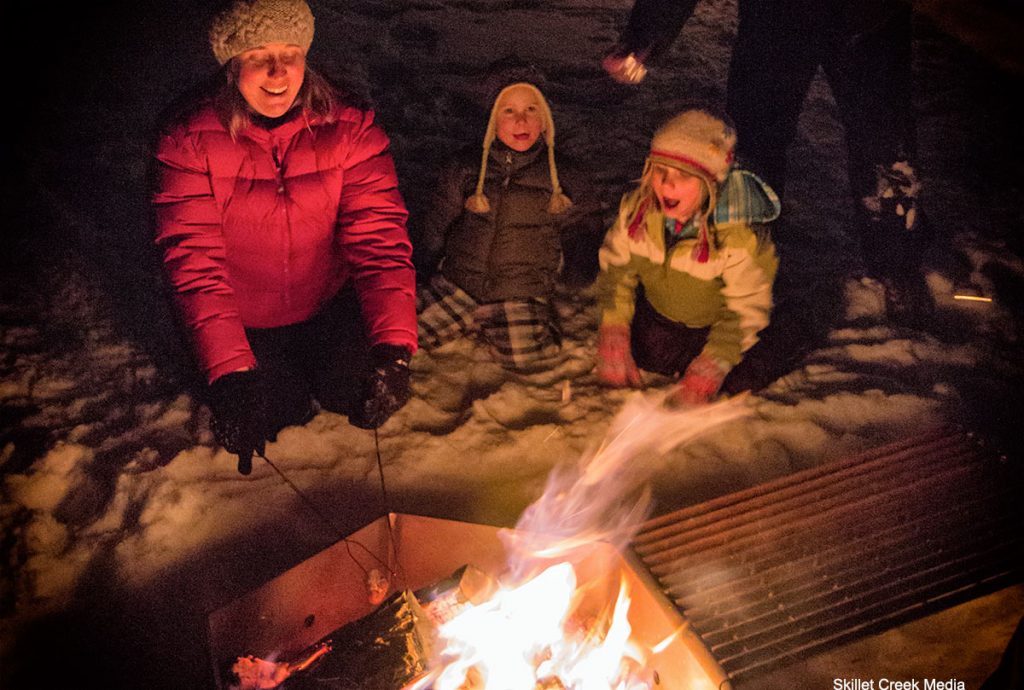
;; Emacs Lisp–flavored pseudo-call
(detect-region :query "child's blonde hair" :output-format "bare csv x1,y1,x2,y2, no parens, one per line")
623,109,736,263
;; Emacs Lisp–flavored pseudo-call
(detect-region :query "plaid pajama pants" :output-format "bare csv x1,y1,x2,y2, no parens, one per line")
417,274,561,370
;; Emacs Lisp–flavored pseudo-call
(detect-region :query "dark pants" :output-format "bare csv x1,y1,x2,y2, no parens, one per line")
631,289,815,395
728,0,913,201
245,288,368,429
630,292,710,377
726,0,929,275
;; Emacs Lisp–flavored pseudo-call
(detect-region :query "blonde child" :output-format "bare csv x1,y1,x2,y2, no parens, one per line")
416,75,593,371
596,109,780,405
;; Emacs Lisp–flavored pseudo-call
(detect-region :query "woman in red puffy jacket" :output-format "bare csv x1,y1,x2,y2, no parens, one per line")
152,0,417,472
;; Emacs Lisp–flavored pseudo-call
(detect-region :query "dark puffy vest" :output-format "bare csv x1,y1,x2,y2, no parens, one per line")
442,142,562,302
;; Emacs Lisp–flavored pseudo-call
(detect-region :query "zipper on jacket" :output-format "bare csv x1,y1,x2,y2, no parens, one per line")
272,142,285,193
483,151,515,296
271,139,289,307
502,151,513,188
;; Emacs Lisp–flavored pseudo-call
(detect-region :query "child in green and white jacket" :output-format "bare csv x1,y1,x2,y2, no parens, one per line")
596,109,780,405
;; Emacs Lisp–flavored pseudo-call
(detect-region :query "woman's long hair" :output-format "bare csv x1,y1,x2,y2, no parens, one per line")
215,61,338,138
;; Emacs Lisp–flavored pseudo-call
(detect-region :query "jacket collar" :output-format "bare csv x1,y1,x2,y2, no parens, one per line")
488,140,544,172
238,108,313,144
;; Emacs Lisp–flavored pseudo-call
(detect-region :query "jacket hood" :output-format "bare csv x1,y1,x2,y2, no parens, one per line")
712,169,781,226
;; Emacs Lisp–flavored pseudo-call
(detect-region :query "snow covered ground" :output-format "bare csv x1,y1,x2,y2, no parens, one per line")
3,1,1023,689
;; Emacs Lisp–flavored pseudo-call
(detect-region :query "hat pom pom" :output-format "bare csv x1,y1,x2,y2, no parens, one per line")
547,191,573,215
465,193,491,214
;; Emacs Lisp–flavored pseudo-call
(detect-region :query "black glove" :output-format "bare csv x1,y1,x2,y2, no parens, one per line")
207,370,270,475
350,344,412,430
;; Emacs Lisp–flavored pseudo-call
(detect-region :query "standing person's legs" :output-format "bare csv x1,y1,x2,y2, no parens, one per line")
723,0,834,389
825,2,931,279
476,298,562,372
727,0,822,201
629,291,710,377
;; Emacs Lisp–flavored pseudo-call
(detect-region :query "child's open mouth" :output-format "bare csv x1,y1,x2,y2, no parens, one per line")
661,197,680,210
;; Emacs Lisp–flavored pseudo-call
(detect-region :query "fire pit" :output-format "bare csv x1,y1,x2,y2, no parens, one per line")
207,513,730,690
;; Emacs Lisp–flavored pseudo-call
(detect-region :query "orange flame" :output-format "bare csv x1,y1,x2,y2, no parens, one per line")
423,394,750,689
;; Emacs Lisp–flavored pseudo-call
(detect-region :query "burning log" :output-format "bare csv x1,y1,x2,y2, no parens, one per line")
417,565,499,626
255,589,432,690
224,565,500,690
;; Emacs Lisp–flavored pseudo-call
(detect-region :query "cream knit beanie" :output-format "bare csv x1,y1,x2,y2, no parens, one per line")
465,82,573,216
209,0,315,65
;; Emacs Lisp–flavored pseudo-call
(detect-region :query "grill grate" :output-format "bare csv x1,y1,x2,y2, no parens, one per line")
632,428,1024,681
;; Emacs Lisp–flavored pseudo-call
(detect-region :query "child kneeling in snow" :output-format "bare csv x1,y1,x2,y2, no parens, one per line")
415,75,597,372
596,109,780,406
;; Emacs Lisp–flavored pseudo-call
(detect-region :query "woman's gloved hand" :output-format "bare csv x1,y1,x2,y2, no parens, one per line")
667,355,729,408
596,324,642,387
207,369,271,474
350,344,412,430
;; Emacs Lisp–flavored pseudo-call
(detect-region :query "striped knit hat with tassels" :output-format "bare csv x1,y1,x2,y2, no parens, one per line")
464,82,573,216
630,109,737,263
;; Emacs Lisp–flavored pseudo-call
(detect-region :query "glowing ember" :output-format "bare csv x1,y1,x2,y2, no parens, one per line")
231,643,331,689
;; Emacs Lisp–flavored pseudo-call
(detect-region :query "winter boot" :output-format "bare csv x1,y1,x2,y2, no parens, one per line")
857,160,937,329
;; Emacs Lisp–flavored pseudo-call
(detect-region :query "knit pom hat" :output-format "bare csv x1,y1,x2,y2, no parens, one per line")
464,82,573,216
648,109,736,186
209,0,315,65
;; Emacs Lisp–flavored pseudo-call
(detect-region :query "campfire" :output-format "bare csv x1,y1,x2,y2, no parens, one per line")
208,397,747,690
423,561,657,690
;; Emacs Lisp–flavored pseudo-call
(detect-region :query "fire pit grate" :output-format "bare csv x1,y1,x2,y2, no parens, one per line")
631,427,1024,681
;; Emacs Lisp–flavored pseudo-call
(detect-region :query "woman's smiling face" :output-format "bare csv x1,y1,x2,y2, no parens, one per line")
494,85,545,152
650,164,706,222
235,42,306,118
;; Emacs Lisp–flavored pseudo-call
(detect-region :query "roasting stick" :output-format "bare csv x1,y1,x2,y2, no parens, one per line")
372,427,408,595
254,434,405,599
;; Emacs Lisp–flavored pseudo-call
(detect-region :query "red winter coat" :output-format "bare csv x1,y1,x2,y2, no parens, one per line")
153,102,417,383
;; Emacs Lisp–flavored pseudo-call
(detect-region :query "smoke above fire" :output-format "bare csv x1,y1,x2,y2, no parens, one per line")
499,393,752,583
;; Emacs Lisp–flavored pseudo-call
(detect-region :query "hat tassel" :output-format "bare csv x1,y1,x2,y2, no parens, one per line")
546,141,572,215
692,221,711,263
465,130,493,214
